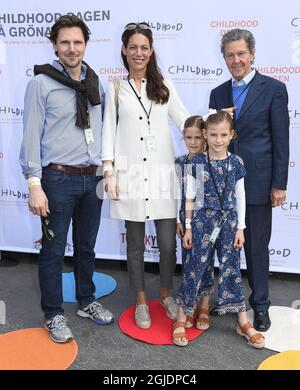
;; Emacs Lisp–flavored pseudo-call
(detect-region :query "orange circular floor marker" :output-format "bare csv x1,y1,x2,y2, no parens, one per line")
257,350,300,370
0,328,78,370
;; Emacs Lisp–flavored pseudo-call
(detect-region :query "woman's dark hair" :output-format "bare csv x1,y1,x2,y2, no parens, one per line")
49,15,91,44
121,23,169,104
184,115,204,131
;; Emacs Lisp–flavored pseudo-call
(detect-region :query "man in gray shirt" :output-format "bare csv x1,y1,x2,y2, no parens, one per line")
20,15,114,343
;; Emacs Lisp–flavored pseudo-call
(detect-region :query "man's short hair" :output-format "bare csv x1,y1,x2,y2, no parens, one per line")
48,14,90,44
221,28,256,56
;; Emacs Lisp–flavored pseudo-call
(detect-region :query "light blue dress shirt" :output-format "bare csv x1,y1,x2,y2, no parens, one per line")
231,68,256,86
20,60,104,178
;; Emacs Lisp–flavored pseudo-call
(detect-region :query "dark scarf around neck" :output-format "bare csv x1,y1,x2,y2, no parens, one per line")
34,61,101,129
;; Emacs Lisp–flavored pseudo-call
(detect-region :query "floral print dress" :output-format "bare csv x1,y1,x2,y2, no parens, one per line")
175,153,247,316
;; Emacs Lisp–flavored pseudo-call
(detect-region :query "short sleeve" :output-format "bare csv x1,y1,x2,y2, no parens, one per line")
234,155,246,181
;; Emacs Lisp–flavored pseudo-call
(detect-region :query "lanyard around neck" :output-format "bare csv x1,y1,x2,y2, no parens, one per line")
128,79,152,125
207,151,229,211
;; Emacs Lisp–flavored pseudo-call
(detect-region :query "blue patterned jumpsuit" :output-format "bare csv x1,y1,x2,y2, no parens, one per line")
175,153,247,316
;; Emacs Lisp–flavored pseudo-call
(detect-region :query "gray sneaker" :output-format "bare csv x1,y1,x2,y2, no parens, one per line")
77,301,114,325
161,296,178,320
44,315,74,343
135,304,151,329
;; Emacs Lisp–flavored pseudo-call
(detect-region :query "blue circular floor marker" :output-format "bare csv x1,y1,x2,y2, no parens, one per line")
62,272,116,303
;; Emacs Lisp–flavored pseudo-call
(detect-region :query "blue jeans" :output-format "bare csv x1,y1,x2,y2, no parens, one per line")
39,167,103,320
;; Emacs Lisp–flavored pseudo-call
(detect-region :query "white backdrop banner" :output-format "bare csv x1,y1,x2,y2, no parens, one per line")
0,0,299,273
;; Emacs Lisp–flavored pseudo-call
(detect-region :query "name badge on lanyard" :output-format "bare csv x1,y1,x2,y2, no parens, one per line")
145,135,157,151
209,226,221,244
84,128,95,144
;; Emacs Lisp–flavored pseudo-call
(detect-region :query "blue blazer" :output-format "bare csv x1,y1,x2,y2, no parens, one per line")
209,72,289,204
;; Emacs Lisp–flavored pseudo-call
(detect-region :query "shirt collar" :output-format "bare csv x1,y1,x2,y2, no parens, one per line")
128,77,146,83
232,68,256,86
52,60,87,80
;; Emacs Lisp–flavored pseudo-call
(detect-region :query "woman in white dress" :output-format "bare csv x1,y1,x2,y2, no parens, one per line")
101,22,189,329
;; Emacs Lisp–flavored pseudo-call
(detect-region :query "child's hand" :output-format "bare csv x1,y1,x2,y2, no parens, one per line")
176,223,184,239
221,106,236,119
183,229,192,249
234,229,245,249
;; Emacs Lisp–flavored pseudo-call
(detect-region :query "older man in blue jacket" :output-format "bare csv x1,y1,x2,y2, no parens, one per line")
209,29,289,331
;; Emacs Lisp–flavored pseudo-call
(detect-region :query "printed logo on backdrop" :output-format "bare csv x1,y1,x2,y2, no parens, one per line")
34,238,73,252
291,18,300,28
26,66,128,81
0,10,111,44
255,65,300,84
99,66,127,82
291,17,300,35
280,200,300,221
289,108,300,128
120,231,160,261
291,18,300,66
168,64,223,85
240,247,292,269
268,247,291,268
0,152,3,160
0,188,28,206
25,68,34,77
146,20,183,40
0,105,23,124
210,19,259,36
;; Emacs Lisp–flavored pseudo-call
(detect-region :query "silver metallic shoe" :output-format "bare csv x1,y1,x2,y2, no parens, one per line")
134,304,151,329
161,296,178,320
77,301,114,325
44,315,74,343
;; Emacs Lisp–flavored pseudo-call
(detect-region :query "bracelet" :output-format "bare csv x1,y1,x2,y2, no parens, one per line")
28,182,41,189
185,218,192,229
103,165,113,174
28,177,41,189
28,177,41,184
104,170,114,178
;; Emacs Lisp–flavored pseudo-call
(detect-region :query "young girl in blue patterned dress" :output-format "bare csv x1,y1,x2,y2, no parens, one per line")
173,111,265,349
176,115,206,241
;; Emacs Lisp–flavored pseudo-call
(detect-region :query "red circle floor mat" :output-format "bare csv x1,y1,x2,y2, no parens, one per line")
118,300,204,345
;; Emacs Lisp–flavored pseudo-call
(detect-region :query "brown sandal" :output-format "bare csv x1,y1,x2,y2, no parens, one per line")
195,307,210,330
185,316,194,329
236,321,265,349
172,321,188,347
